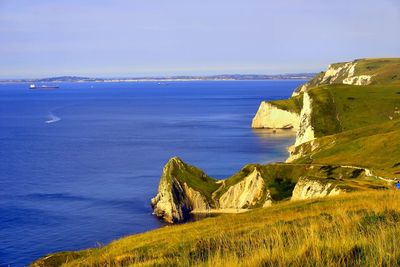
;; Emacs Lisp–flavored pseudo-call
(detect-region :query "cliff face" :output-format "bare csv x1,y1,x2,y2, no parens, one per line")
294,92,315,146
251,101,300,130
292,60,373,96
151,157,214,223
153,58,399,223
253,60,380,158
151,159,358,223
219,168,272,209
251,91,315,162
152,159,274,223
291,177,343,201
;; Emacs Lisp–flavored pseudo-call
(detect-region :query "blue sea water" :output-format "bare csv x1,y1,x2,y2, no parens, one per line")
0,80,303,266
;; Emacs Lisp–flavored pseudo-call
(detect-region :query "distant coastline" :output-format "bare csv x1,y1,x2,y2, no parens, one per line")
0,73,315,83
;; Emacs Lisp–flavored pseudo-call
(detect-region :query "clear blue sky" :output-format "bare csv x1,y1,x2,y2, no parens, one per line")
0,0,399,78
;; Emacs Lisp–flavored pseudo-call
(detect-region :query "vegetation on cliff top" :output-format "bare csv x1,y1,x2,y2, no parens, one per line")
268,94,303,114
32,190,400,267
293,58,400,95
293,119,400,179
164,157,219,205
290,83,400,178
158,158,385,210
308,84,400,137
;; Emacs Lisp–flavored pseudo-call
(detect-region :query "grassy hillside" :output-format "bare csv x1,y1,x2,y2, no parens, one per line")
292,119,400,178
353,58,400,85
290,83,400,178
308,84,400,137
213,163,385,203
293,58,400,95
269,94,303,114
32,190,400,267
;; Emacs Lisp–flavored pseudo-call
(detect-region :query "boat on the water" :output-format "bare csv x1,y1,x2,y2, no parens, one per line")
29,84,59,89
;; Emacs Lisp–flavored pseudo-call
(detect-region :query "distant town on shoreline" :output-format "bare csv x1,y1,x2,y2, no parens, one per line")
0,73,316,83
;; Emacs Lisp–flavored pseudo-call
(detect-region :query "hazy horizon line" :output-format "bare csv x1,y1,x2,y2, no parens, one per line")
0,72,318,81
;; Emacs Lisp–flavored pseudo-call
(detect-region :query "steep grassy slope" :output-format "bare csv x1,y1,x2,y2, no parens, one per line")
32,191,400,267
289,83,400,177
308,84,400,137
292,119,400,178
293,58,400,95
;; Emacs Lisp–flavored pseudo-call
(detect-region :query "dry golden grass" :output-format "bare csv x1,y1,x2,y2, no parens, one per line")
33,190,400,267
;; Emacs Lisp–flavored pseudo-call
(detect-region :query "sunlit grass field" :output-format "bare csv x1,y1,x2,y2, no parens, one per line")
33,190,400,267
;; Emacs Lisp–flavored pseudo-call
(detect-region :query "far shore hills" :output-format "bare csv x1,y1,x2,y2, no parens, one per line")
0,73,315,83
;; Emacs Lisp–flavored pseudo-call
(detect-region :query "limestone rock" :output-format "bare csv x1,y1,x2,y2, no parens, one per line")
251,101,300,130
219,168,271,209
291,177,343,201
294,92,315,146
151,157,213,223
292,60,373,96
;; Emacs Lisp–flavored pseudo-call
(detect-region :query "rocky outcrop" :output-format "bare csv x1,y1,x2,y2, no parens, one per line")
152,159,275,223
292,60,373,96
252,101,300,130
294,92,314,146
291,177,343,201
219,168,271,209
283,95,315,161
151,157,213,223
343,75,372,85
152,59,398,223
251,91,315,161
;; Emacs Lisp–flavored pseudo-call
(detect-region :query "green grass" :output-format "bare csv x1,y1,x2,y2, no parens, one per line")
171,160,385,207
32,190,400,267
353,58,400,85
308,86,342,137
164,157,220,204
269,94,303,114
328,84,400,131
293,119,400,178
306,84,400,137
290,83,400,178
292,58,400,95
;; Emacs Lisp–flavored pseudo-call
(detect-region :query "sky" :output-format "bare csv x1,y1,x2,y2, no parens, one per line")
0,0,399,78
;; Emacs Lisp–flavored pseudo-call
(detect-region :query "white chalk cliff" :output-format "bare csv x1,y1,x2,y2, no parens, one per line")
291,177,342,201
152,59,388,223
294,92,315,146
219,168,272,209
151,157,212,223
343,75,372,85
292,60,373,96
151,158,277,223
251,101,300,130
251,91,315,162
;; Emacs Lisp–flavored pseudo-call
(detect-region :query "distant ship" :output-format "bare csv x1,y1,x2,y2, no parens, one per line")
29,84,59,90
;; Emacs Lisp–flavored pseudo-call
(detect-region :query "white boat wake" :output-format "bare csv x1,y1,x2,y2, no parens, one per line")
45,112,61,124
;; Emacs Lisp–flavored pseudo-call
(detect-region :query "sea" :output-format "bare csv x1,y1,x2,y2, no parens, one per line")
0,80,304,266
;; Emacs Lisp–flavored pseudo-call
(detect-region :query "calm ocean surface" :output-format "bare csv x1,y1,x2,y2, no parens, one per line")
0,80,303,266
